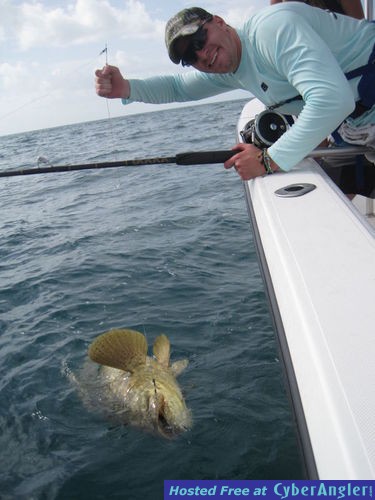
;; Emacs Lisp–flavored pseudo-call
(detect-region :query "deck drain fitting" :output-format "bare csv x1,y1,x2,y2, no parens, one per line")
275,183,316,198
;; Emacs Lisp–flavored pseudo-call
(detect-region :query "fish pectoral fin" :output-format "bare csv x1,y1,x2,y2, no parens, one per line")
153,334,170,367
170,359,188,377
88,328,148,372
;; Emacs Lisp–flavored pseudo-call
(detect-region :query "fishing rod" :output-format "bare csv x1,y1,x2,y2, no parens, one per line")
0,151,233,178
0,146,372,179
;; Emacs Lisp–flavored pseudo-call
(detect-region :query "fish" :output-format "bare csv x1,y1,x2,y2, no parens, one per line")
82,328,192,438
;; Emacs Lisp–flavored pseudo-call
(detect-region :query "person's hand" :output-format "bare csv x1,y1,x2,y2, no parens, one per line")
224,143,279,180
95,65,130,99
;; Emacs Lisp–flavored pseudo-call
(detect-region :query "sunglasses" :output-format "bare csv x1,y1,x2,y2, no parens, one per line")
181,24,209,67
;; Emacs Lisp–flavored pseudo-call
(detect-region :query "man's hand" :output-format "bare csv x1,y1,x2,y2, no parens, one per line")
95,65,130,99
224,143,279,180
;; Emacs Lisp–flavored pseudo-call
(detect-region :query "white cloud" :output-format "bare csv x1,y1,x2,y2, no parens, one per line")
224,5,261,28
203,0,266,26
3,0,165,50
0,58,70,93
0,62,27,91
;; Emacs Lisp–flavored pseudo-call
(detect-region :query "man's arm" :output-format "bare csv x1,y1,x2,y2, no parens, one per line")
95,64,237,105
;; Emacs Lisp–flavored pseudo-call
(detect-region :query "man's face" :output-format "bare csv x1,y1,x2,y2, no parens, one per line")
179,16,242,74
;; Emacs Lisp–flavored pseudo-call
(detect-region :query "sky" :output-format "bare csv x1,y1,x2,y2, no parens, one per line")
0,0,271,136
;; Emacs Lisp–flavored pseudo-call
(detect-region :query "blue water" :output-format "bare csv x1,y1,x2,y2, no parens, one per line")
0,99,303,500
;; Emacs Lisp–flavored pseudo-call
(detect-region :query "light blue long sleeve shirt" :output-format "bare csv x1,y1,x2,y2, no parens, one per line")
123,3,375,170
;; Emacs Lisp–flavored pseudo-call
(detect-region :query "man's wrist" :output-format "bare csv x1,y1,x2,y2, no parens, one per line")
122,80,131,99
257,148,275,175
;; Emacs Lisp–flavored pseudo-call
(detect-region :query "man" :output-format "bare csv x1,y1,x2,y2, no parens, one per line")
95,4,375,193
269,1,372,198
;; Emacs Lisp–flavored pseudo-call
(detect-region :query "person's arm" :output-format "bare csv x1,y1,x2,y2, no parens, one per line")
124,71,237,104
340,0,364,19
96,63,237,105
245,11,355,172
270,0,283,3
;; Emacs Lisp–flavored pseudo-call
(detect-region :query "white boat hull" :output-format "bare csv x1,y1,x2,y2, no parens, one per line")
239,99,375,479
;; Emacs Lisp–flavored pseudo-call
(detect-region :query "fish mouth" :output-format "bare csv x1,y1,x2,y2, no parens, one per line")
157,412,175,438
156,410,190,439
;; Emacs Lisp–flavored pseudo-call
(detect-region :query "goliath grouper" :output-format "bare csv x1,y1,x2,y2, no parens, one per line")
83,328,192,438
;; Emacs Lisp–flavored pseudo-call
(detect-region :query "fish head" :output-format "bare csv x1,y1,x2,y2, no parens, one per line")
149,380,192,438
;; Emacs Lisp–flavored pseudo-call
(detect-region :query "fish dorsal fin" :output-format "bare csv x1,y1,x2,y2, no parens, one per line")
88,329,147,372
153,334,170,367
171,359,188,377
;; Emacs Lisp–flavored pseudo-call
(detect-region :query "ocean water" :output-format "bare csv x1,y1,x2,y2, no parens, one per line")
0,99,304,500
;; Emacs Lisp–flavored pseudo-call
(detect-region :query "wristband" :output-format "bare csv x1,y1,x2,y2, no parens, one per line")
258,149,274,175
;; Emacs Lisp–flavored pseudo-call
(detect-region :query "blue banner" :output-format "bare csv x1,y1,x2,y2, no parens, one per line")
164,481,374,500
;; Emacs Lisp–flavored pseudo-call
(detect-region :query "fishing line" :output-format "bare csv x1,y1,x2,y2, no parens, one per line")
98,43,134,218
0,50,106,124
1,47,114,170
101,43,120,162
0,94,52,122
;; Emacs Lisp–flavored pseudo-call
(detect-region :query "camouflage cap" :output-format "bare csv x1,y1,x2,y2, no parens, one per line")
165,7,213,64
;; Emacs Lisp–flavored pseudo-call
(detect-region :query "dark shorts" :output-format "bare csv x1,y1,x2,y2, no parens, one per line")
320,155,375,199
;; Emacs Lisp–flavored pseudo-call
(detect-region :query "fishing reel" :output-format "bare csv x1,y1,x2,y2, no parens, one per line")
240,109,292,148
